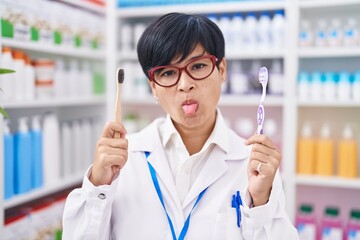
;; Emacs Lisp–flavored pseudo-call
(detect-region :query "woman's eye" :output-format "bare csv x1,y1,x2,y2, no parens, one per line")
192,63,206,70
161,70,176,77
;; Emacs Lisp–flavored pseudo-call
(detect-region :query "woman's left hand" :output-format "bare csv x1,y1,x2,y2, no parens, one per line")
245,134,281,207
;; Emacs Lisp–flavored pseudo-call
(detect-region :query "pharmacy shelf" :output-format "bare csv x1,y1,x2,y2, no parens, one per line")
296,175,360,189
119,50,285,62
220,94,284,106
123,95,284,107
2,38,105,60
297,100,360,107
2,96,106,109
299,0,360,8
117,1,285,18
298,47,360,58
4,174,83,209
59,0,106,14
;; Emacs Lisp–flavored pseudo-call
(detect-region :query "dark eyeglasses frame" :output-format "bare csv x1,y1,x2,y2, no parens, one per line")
148,55,218,88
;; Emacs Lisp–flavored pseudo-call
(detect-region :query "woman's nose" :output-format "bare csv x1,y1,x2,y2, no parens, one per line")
177,70,195,92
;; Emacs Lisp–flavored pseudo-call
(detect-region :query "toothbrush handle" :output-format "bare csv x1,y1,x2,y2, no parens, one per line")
257,104,265,135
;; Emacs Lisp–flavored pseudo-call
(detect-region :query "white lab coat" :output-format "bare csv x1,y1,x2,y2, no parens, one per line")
62,116,299,240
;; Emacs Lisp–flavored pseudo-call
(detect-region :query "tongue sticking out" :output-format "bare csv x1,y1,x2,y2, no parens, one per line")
182,103,198,115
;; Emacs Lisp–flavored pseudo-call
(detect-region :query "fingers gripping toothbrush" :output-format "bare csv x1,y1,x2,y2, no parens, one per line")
257,67,268,135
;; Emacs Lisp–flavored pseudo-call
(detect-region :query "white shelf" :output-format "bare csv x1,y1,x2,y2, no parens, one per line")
298,47,360,58
118,50,285,62
3,96,106,109
297,100,360,107
296,175,360,189
59,0,105,14
2,38,106,60
117,1,285,18
220,94,284,106
4,174,83,209
299,0,360,8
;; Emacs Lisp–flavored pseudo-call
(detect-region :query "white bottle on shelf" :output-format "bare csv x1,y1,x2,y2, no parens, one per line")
353,71,360,101
337,71,351,101
53,59,66,98
269,59,284,95
12,50,26,101
298,71,311,101
0,47,15,101
81,118,92,169
80,61,93,97
299,19,313,47
61,121,72,177
67,60,80,97
72,120,83,173
310,71,323,101
24,54,35,100
343,18,359,46
270,10,285,49
257,11,271,49
243,12,258,50
231,13,244,53
315,19,328,47
328,18,343,47
42,112,61,186
218,14,232,53
323,71,336,101
230,60,248,95
120,23,133,54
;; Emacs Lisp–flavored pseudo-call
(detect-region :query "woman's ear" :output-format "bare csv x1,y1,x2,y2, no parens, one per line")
148,79,158,96
218,58,227,83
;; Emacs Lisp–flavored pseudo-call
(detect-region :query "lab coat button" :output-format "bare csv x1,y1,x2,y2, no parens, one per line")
98,193,106,200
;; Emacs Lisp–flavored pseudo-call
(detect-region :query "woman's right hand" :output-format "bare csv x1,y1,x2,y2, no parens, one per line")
89,121,128,186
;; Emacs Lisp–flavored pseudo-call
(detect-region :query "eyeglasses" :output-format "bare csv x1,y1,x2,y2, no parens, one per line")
148,55,218,88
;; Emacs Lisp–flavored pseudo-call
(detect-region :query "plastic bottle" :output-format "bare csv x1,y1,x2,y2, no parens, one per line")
81,118,92,168
257,11,271,49
12,50,26,101
231,13,244,53
337,71,351,101
270,10,285,49
315,19,328,47
243,12,258,49
248,60,262,93
328,18,343,47
60,121,72,177
299,19,313,47
72,120,83,173
14,117,32,194
30,115,43,189
0,47,15,101
42,112,60,186
80,61,92,97
120,23,133,54
298,71,311,101
218,14,232,53
352,71,360,101
345,209,360,240
230,60,248,95
53,59,66,98
67,60,79,97
24,54,35,100
321,207,343,240
264,118,281,151
235,117,254,139
297,122,316,174
4,120,14,199
296,204,316,240
337,124,357,178
323,71,337,101
269,59,284,95
315,123,334,176
343,18,359,47
310,71,324,101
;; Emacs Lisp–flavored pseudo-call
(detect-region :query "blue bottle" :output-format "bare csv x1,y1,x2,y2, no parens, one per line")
4,120,14,200
31,116,43,189
14,117,32,194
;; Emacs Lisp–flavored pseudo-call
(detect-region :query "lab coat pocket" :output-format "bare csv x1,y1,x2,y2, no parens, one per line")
213,207,243,240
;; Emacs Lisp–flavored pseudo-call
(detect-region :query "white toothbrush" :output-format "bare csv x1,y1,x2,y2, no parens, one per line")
257,67,268,135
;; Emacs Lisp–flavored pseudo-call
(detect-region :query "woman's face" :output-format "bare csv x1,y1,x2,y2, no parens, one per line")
149,44,227,131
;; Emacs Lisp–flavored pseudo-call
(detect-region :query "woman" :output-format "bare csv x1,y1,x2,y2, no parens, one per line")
62,12,299,239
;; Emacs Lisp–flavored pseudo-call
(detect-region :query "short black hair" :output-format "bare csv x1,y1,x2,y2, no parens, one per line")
137,12,225,79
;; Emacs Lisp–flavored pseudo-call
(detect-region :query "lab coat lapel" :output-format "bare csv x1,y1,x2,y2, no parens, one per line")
146,144,184,217
182,147,228,209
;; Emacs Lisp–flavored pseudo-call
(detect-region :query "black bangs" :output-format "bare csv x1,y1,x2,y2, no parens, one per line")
137,12,225,78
